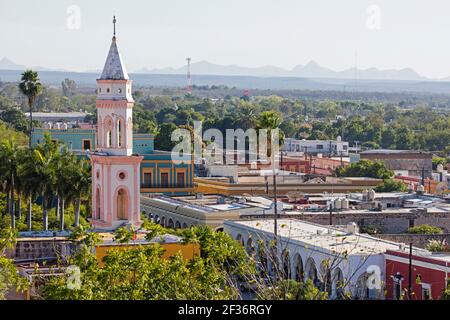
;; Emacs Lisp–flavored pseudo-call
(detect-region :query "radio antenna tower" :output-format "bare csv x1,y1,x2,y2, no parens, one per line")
186,57,192,94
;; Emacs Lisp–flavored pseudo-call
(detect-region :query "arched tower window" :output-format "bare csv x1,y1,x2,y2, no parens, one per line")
104,116,113,148
117,118,123,148
107,130,112,148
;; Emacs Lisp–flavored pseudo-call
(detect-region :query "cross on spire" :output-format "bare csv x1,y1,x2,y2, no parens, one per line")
113,15,116,37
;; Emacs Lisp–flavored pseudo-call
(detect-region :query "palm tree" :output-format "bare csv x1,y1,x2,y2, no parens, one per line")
33,134,59,231
72,158,91,227
178,124,204,169
14,149,28,222
0,139,21,228
257,111,285,158
55,148,77,231
18,149,40,231
235,103,258,130
19,70,43,148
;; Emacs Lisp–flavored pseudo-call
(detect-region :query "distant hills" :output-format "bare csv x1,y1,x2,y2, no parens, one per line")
0,57,69,73
135,60,430,81
0,57,26,70
3,56,450,94
0,56,434,81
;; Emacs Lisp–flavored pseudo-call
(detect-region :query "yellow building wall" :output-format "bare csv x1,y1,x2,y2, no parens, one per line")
95,242,200,267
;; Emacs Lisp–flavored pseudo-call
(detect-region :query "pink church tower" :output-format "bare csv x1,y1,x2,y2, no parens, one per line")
91,17,143,230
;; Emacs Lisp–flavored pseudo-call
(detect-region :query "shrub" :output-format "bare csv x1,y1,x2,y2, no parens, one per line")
426,239,449,252
375,179,408,192
407,225,443,235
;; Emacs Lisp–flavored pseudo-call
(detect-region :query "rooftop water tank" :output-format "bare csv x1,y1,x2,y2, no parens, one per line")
334,198,342,210
341,198,349,209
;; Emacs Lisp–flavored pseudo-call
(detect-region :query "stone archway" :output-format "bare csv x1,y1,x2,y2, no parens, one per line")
332,268,344,299
236,234,244,246
246,237,255,256
293,253,304,282
282,250,291,279
305,258,318,285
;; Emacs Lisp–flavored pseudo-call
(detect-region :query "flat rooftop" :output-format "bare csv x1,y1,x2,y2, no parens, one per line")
360,149,430,155
25,112,88,118
225,219,428,256
142,194,259,213
98,233,183,245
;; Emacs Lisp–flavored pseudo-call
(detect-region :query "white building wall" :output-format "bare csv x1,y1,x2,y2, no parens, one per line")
284,138,349,156
224,221,386,299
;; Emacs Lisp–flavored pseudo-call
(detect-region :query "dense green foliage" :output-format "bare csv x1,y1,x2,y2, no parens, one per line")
0,134,91,231
335,160,393,179
42,223,254,300
336,160,409,192
0,121,28,146
375,178,408,192
406,224,443,235
2,78,450,154
426,239,449,252
257,279,328,300
0,225,28,299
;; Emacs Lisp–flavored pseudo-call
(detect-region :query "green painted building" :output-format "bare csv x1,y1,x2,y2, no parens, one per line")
32,128,194,195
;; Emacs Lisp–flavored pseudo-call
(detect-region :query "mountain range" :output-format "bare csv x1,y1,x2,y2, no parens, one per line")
1,56,449,81
135,60,435,81
0,57,69,73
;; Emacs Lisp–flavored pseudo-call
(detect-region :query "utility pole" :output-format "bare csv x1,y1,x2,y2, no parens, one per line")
408,242,413,300
421,167,425,189
329,203,333,225
273,172,278,240
186,57,192,94
271,140,279,282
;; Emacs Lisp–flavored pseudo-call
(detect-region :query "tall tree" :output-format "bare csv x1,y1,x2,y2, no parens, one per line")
257,110,285,158
71,158,91,227
0,139,21,228
33,134,59,231
61,78,77,97
19,70,42,148
18,149,40,231
54,148,77,231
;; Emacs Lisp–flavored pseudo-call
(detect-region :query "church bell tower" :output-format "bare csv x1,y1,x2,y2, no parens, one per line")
91,17,143,230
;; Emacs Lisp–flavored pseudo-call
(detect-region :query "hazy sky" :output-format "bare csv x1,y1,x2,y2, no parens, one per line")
1,0,450,78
